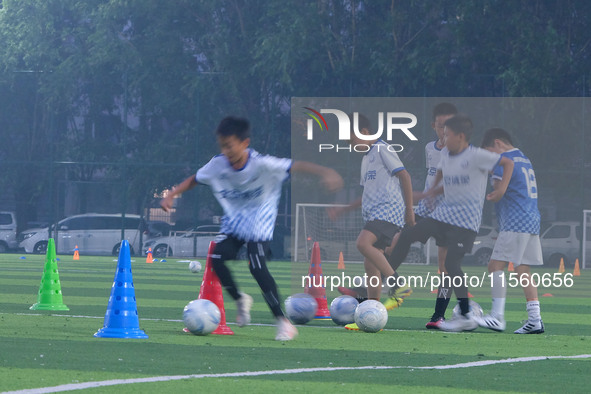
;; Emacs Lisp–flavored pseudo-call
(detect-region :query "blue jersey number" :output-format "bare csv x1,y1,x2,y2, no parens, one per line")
521,167,538,199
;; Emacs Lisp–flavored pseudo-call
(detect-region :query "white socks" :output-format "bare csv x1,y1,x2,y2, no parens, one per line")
490,270,506,318
526,300,541,322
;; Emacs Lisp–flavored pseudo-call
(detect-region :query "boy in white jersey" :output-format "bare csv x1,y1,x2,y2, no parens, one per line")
387,103,456,314
478,128,544,334
387,114,514,332
328,114,414,323
160,116,343,341
344,104,457,308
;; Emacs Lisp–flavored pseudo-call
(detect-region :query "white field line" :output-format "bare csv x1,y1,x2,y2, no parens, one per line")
3,354,591,394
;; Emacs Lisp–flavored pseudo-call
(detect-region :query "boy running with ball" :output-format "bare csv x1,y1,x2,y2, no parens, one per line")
161,116,343,341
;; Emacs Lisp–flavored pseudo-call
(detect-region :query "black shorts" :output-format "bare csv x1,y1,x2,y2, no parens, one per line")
426,219,477,255
363,220,401,250
414,214,446,248
213,234,271,263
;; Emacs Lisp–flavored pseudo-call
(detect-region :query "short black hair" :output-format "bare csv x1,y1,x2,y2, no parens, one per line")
444,114,473,141
481,128,513,148
215,116,250,141
432,102,458,121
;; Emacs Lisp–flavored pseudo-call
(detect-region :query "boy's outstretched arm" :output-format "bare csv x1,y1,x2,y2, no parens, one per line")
396,169,415,227
291,161,344,192
486,157,514,202
160,175,198,212
326,197,362,221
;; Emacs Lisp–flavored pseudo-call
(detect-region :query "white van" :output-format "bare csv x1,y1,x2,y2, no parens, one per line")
19,213,143,256
540,221,591,267
0,211,18,252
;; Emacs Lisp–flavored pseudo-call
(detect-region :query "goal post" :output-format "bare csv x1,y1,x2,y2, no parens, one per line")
583,210,591,269
294,203,432,265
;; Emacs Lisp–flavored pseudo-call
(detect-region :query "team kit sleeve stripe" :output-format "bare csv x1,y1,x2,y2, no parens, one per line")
391,167,405,175
379,146,404,174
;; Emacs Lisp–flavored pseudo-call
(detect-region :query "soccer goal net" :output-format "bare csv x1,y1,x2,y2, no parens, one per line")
294,203,431,264
582,210,591,269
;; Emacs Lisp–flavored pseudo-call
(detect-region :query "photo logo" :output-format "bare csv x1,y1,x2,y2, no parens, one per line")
303,107,328,133
304,108,418,152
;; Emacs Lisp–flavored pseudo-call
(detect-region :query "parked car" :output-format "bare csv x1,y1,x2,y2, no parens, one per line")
143,225,220,258
19,213,144,255
143,220,172,238
431,221,589,267
540,221,591,267
0,211,18,252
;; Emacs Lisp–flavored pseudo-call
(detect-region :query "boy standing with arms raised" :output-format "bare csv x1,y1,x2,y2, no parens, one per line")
479,128,544,334
387,114,514,331
161,116,343,341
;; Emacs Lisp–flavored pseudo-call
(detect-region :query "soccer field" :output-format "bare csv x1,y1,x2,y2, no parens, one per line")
1,252,590,393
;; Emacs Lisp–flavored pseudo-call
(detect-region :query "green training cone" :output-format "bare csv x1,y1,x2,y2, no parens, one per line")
30,238,69,311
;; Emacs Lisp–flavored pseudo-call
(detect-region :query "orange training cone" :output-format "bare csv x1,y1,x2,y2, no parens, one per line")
187,241,233,335
146,248,153,264
573,258,581,276
73,245,80,261
558,258,565,273
337,251,345,270
508,262,514,272
304,242,331,319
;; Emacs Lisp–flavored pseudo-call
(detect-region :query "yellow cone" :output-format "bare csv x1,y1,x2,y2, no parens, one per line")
337,251,345,270
558,258,565,273
573,258,581,276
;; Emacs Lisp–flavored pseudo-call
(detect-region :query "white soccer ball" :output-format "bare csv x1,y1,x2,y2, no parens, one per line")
452,300,483,319
330,295,359,326
189,260,202,274
183,299,221,335
285,293,318,324
354,300,388,333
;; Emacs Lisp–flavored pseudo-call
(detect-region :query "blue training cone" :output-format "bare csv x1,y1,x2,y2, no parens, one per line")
94,240,148,339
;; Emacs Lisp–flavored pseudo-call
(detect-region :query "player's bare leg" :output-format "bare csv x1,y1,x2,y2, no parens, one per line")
363,259,382,301
356,230,395,278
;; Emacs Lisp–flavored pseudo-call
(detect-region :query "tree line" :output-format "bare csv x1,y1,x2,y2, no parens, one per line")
0,0,589,228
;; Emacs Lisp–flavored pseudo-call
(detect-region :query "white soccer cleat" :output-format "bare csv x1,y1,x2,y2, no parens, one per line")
439,312,479,332
275,317,298,341
477,314,506,332
514,319,545,334
235,292,253,327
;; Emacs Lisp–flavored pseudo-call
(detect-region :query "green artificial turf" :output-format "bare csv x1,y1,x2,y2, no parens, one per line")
1,253,589,393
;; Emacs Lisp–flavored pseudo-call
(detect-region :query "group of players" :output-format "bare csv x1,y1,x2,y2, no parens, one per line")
160,104,545,341
335,103,543,334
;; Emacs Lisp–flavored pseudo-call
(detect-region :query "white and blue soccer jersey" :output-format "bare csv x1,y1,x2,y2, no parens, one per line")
415,141,444,217
196,149,290,242
492,148,540,234
430,146,501,232
360,140,406,227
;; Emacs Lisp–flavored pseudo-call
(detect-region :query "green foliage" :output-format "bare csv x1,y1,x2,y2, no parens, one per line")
0,0,589,221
